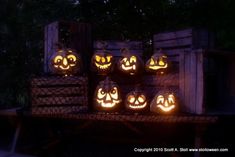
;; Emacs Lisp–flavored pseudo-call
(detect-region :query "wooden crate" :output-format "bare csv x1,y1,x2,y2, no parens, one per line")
31,76,88,114
153,28,215,114
44,21,92,73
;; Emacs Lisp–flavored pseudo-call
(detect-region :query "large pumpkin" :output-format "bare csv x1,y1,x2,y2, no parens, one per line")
118,48,143,75
94,77,122,110
125,90,147,111
49,48,81,76
91,51,113,75
145,53,168,74
150,90,177,114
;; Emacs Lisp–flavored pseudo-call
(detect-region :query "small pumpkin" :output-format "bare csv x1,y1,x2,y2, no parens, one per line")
150,90,177,114
91,52,113,75
94,77,122,110
145,53,168,74
49,48,81,76
118,48,143,75
125,90,147,111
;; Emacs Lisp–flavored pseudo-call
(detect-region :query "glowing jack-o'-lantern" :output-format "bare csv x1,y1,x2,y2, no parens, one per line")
49,48,81,76
118,49,143,75
125,90,147,111
94,77,122,110
150,91,177,114
91,52,113,74
146,53,168,74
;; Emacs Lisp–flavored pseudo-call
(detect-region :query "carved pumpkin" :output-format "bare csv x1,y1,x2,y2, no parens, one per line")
125,90,147,111
49,48,81,76
150,91,177,114
91,52,113,75
94,77,122,110
146,53,168,74
118,49,143,75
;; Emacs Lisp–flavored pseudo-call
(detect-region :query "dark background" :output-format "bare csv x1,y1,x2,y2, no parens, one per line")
0,1,235,156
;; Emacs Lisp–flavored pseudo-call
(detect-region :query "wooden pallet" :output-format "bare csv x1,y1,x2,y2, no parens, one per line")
31,76,88,115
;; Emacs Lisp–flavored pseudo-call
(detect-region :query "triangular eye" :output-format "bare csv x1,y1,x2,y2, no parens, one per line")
158,58,165,66
149,58,156,65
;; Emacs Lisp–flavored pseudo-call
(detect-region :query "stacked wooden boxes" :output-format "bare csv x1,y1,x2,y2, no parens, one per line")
31,76,88,114
152,28,214,114
31,21,91,115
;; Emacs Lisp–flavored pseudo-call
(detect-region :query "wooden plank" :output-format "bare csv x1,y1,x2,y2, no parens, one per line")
32,96,86,106
32,106,87,114
184,52,191,112
184,51,197,113
195,50,204,114
31,87,85,96
94,49,143,57
143,74,179,86
44,21,59,73
31,76,87,87
179,52,185,109
153,48,191,55
154,37,192,48
94,41,143,50
190,52,197,113
154,28,192,41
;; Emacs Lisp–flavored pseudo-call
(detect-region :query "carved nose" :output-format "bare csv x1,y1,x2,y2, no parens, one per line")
164,101,169,107
126,61,130,66
105,94,111,101
63,58,68,66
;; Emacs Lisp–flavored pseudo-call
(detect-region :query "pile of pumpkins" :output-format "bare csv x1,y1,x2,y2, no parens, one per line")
49,48,177,114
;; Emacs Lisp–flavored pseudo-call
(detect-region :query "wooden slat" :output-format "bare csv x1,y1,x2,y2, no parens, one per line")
143,74,179,86
154,48,191,55
154,28,192,41
195,50,204,114
32,96,85,106
32,113,218,123
184,52,197,113
154,37,192,49
94,49,143,57
31,76,87,87
32,106,87,114
31,87,85,96
179,52,185,108
44,21,58,73
94,41,143,50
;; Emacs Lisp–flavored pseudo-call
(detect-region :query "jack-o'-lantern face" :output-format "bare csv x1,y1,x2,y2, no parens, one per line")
50,48,80,76
125,91,147,111
146,53,168,73
91,52,113,74
94,77,121,110
150,91,177,113
119,55,142,75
